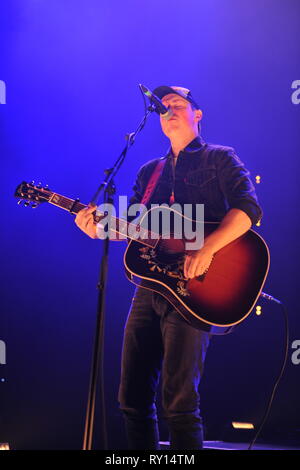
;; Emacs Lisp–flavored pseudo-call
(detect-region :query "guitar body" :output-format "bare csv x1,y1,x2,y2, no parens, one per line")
124,206,270,334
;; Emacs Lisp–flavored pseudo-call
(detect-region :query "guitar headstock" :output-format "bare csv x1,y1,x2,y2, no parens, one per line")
15,181,52,208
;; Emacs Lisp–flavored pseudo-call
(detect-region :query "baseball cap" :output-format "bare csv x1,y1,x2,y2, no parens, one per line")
152,85,200,109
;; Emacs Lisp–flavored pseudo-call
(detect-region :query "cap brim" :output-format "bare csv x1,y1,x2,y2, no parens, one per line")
152,85,199,109
152,86,179,100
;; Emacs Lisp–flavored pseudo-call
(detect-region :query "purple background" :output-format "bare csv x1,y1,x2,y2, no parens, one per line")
1,0,300,449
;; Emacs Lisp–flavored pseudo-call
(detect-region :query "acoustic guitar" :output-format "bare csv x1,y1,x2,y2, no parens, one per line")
15,181,270,334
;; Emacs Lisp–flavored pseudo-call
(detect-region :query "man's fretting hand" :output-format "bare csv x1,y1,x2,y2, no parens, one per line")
75,204,99,239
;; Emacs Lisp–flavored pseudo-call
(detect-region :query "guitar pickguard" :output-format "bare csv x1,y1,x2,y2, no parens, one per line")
138,246,190,297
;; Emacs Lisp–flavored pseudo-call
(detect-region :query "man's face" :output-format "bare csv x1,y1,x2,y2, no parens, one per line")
160,93,202,138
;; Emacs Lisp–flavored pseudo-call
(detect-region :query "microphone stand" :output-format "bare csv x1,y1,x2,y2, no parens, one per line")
82,103,155,450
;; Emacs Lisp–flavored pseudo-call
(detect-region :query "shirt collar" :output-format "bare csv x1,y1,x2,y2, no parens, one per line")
166,135,205,159
183,135,205,153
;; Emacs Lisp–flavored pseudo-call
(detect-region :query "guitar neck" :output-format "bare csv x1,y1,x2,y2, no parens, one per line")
48,191,157,247
48,191,87,216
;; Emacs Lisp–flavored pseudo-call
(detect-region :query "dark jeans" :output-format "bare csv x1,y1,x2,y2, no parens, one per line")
118,285,211,450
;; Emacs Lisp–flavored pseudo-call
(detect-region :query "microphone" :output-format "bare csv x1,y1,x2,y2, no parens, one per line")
139,84,174,120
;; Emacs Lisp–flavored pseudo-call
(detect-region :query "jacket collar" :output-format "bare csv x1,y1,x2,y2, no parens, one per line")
166,135,205,159
184,135,205,153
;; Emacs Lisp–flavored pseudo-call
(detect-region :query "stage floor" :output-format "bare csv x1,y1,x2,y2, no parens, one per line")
204,440,300,450
160,441,300,451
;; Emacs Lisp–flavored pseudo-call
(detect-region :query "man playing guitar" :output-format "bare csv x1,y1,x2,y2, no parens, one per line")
75,85,263,450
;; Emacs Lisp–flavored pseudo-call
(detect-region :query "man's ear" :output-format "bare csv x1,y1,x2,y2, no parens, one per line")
195,109,203,123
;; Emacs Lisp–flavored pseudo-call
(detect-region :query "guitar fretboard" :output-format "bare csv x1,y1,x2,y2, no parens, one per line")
49,192,85,214
48,192,158,248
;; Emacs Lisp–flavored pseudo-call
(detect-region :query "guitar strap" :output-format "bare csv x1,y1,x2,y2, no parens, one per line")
140,158,167,206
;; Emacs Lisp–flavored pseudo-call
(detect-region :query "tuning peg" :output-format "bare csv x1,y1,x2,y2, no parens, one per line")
31,202,39,209
24,201,30,207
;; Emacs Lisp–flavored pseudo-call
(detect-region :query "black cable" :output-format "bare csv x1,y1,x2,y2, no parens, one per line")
247,293,290,450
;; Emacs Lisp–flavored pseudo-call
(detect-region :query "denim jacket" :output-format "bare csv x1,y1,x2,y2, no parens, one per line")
129,136,262,226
